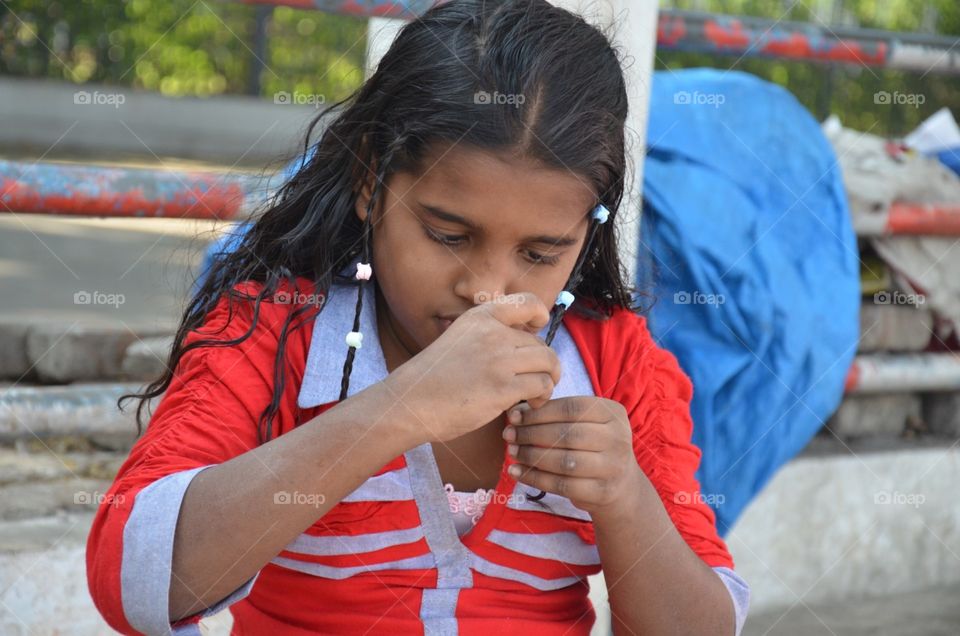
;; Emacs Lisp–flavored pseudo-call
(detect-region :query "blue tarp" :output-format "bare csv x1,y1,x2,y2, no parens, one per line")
198,69,860,534
640,69,860,532
935,147,960,177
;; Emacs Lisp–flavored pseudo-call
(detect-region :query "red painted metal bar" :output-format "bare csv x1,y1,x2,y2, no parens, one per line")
845,353,960,394
5,159,960,231
657,10,960,74
885,202,960,236
238,0,441,19
853,201,960,236
245,1,960,75
0,159,254,219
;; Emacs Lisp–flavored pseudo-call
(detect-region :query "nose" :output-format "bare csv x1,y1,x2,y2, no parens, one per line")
453,252,514,307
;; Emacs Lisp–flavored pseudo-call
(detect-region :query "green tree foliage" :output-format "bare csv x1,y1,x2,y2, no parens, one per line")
1,0,956,135
0,0,366,102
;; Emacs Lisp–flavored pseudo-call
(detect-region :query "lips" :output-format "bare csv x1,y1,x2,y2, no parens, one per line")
436,314,461,333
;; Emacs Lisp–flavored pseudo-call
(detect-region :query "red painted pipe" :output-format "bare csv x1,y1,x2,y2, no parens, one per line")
885,202,960,236
0,159,255,219
845,353,960,394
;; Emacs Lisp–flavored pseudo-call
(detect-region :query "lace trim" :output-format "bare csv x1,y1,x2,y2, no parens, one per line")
443,483,495,525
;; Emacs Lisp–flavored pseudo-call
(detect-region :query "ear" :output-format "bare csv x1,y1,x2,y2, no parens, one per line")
354,169,375,224
354,135,379,224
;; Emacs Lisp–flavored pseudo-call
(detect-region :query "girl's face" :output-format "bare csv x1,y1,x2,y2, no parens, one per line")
355,140,595,358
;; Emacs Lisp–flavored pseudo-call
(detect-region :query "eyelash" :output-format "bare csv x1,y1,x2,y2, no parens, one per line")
422,227,562,266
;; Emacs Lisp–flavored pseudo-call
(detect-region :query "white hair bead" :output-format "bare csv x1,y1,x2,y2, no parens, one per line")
591,204,610,224
345,331,363,349
556,290,575,309
355,262,372,281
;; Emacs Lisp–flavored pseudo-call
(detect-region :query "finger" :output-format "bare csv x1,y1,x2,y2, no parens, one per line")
508,445,606,478
509,345,562,388
479,292,550,331
508,421,609,451
512,396,610,427
510,372,556,408
508,464,602,502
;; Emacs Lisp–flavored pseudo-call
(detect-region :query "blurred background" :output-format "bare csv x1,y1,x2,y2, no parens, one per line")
1,1,958,634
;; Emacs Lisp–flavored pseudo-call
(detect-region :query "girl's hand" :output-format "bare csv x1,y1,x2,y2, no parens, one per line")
389,292,562,443
502,396,643,515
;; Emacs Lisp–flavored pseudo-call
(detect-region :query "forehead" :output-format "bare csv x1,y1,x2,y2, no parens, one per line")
400,141,596,230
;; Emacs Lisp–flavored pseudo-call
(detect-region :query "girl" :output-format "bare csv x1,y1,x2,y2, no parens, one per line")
86,1,750,634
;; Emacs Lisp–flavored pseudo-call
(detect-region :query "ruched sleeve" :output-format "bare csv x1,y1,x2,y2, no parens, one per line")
85,279,316,635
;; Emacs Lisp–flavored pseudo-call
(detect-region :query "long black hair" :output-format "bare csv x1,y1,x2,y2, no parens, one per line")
120,0,643,444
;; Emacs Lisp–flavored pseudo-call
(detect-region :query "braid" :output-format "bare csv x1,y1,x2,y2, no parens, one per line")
527,201,610,503
338,134,408,401
542,213,603,346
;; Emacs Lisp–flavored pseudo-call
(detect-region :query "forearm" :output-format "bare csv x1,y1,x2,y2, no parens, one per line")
169,377,422,620
592,468,735,636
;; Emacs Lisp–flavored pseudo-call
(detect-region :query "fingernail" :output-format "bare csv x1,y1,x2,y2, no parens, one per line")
508,410,521,424
502,426,515,441
507,443,518,456
508,465,521,477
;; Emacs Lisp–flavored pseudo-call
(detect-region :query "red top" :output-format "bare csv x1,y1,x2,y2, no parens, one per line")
86,278,734,635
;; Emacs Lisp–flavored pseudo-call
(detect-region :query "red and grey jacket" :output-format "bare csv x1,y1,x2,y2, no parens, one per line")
86,272,750,635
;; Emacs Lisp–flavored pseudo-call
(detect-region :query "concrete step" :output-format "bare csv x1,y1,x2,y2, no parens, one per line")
858,302,933,352
827,392,960,440
827,393,922,438
0,445,127,521
726,436,960,615
0,319,171,383
121,335,173,380
0,382,148,447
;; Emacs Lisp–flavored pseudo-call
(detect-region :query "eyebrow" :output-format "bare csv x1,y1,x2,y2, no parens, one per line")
419,203,580,247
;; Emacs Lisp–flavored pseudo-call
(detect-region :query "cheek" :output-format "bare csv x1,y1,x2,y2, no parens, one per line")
371,218,445,308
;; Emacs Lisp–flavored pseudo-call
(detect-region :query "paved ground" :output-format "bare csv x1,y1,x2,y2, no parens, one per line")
744,583,960,635
0,213,225,330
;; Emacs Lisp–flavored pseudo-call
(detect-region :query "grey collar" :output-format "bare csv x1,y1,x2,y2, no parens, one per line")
297,263,594,408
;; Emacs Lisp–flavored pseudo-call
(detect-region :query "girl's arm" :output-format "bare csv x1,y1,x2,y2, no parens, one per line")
168,375,422,621
592,473,740,635
85,284,425,635
599,338,748,635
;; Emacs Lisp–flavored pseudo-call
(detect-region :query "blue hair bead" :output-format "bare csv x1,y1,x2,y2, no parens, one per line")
556,290,575,309
591,203,610,224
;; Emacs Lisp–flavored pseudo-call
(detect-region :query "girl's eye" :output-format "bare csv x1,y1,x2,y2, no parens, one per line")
423,226,561,266
526,251,561,266
423,227,467,247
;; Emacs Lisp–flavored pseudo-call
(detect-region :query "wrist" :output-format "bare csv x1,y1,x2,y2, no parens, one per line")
362,372,429,451
591,465,656,528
